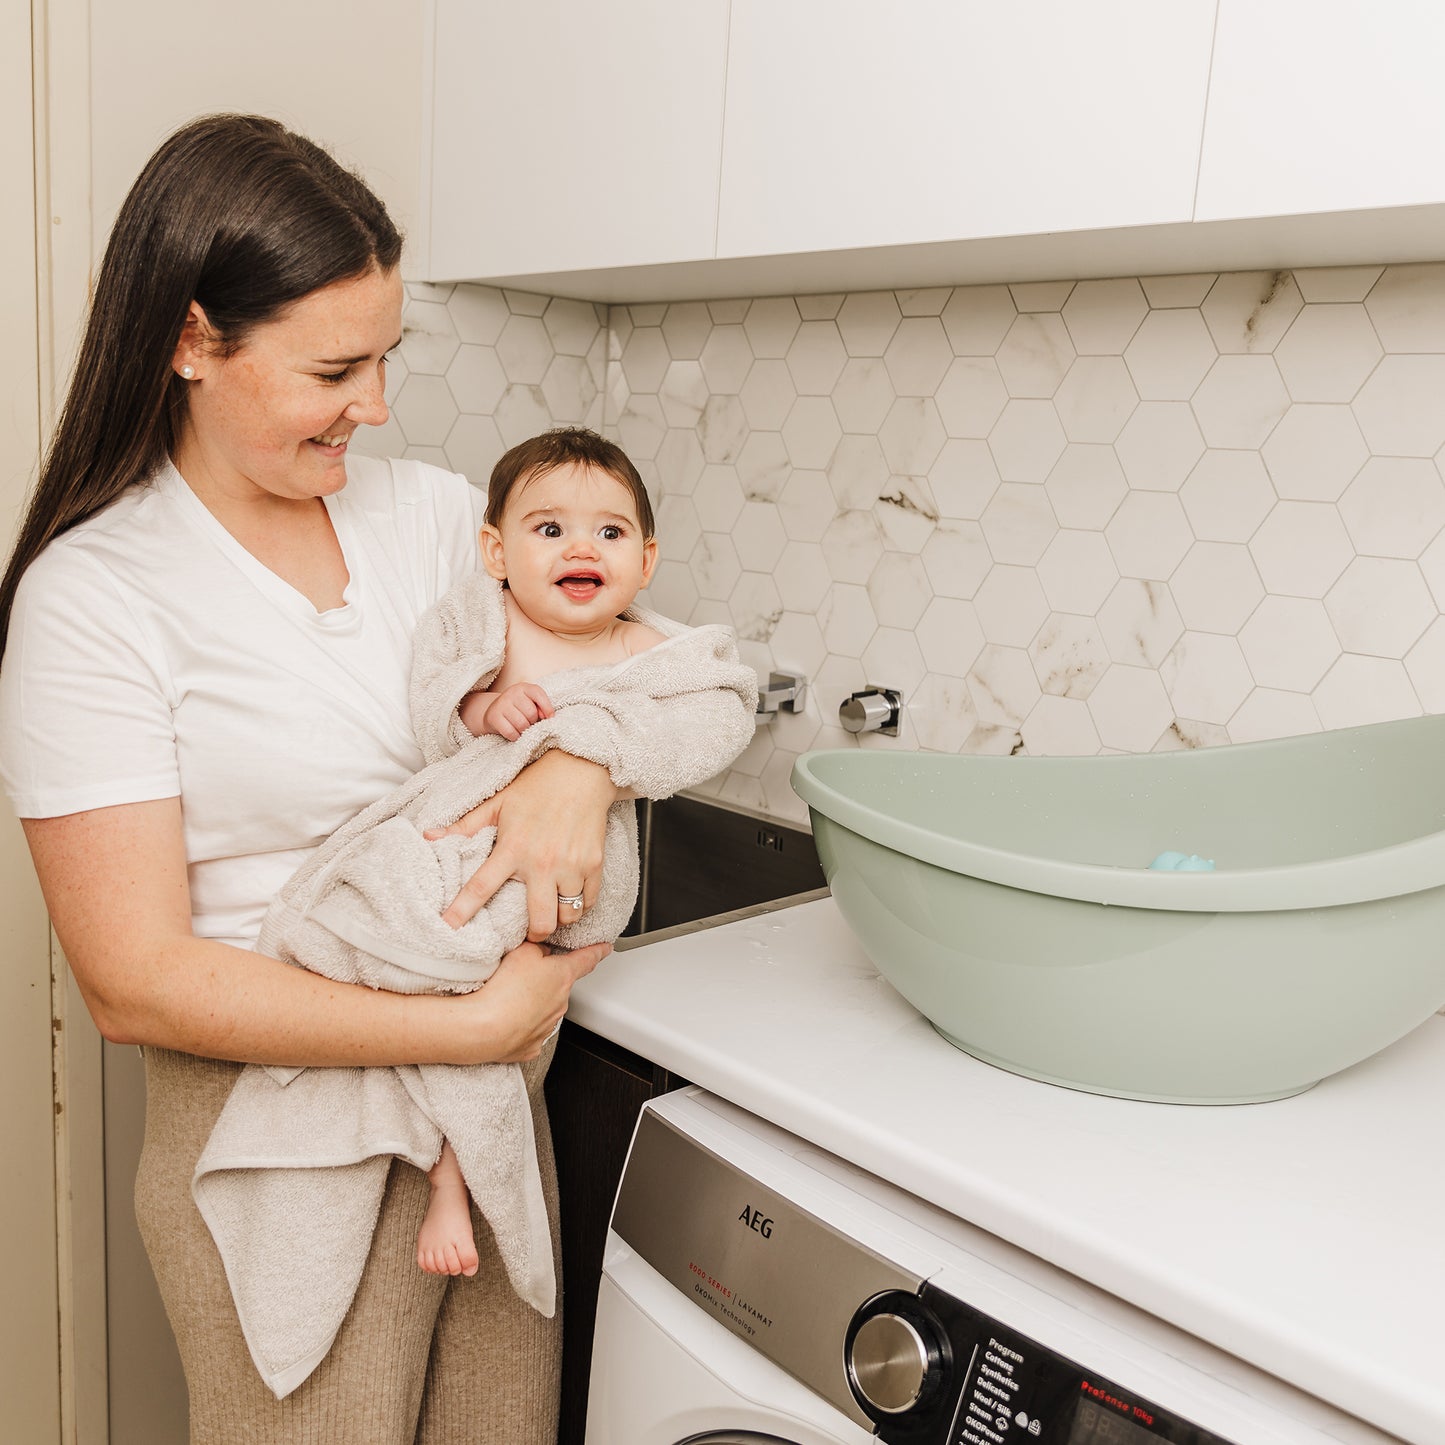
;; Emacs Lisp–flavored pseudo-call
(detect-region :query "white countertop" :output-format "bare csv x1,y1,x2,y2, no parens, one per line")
567,896,1444,1445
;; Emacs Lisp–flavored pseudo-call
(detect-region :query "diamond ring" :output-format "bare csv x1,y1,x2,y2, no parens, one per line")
557,892,585,911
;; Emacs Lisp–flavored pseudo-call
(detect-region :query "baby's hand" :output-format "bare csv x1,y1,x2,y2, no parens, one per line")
481,682,555,741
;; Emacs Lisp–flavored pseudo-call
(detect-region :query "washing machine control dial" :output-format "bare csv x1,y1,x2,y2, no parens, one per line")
845,1291,948,1421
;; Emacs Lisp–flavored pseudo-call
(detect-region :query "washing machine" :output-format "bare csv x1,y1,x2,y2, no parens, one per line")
585,1088,1398,1445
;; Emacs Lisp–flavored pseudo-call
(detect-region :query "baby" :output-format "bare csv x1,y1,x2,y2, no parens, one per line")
196,426,758,1399
419,426,665,1277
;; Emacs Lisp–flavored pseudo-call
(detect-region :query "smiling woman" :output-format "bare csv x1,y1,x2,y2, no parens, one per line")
0,114,625,1445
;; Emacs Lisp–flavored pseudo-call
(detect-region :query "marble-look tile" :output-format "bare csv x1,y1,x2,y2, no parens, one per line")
821,510,886,585
446,345,508,415
655,494,702,563
1161,632,1253,724
965,721,1025,755
1312,655,1421,729
884,317,954,397
1020,694,1101,755
1228,689,1321,744
698,325,755,393
921,522,992,600
896,287,953,317
819,581,879,656
542,297,603,358
874,477,939,554
1105,491,1193,580
744,296,803,358
1325,557,1435,656
449,284,510,345
797,293,845,321
736,431,790,502
782,396,843,470
401,300,460,375
930,439,1001,520
697,394,749,463
614,393,666,460
1061,278,1148,355
1260,405,1368,501
862,628,927,697
497,314,556,386
619,326,670,394
1097,579,1183,667
1404,617,1445,711
655,428,705,495
867,552,933,630
979,483,1057,566
777,469,835,543
988,399,1066,483
439,414,504,487
691,532,742,601
910,672,979,751
996,313,1075,398
1200,271,1302,353
1009,280,1075,312
739,359,797,431
732,502,788,574
1274,305,1382,403
786,321,848,395
661,301,713,360
1191,355,1290,448
880,397,947,474
1250,502,1353,598
1037,529,1120,616
1029,613,1108,699
1179,450,1276,543
646,559,699,623
1420,527,1445,609
1363,262,1445,350
404,444,451,468
394,374,458,447
1339,457,1445,558
1170,542,1264,633
837,291,902,356
828,434,888,511
1237,596,1341,691
973,565,1050,648
1139,273,1216,308
407,280,454,304
1293,266,1383,304
727,570,784,644
625,301,667,327
1157,717,1230,751
1352,355,1445,456
1115,401,1205,492
832,358,897,434
916,597,986,675
1124,310,1217,400
659,359,709,429
941,285,1017,355
1052,356,1138,442
541,354,599,422
934,357,1009,438
774,540,832,613
707,298,751,325
967,644,1042,727
1044,445,1127,528
1086,664,1175,752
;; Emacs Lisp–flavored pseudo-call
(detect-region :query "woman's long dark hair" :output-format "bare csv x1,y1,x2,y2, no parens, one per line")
0,113,403,662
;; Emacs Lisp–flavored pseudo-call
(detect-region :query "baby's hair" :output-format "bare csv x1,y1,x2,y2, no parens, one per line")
486,427,655,539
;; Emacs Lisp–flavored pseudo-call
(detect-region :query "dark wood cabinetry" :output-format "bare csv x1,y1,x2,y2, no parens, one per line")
544,1021,687,1443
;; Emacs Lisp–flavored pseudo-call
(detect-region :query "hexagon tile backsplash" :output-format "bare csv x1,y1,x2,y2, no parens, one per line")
362,264,1445,826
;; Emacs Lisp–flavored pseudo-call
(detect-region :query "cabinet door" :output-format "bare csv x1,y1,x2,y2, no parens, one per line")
424,0,729,280
1196,0,1445,221
716,0,1215,260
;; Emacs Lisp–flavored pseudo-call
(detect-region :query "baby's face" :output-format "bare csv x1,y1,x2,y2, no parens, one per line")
480,462,657,637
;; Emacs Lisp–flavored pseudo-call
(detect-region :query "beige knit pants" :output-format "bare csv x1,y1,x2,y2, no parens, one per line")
134,1040,563,1445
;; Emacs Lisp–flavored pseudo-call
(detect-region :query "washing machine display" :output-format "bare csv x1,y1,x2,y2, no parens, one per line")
610,1106,1245,1445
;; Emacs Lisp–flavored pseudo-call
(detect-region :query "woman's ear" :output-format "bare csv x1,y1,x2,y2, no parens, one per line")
478,524,508,580
171,301,214,381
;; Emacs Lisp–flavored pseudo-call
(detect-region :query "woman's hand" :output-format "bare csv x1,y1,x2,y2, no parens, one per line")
426,749,618,939
459,938,611,1062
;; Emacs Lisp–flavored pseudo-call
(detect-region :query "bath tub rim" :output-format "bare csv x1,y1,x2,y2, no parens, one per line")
791,733,1445,915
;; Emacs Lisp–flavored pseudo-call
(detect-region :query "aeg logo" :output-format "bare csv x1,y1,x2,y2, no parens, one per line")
738,1204,774,1239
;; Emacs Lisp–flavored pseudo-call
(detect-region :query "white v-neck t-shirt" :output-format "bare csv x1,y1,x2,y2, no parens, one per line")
0,455,484,948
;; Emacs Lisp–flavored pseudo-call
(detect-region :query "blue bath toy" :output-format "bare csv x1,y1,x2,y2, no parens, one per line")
1149,851,1215,871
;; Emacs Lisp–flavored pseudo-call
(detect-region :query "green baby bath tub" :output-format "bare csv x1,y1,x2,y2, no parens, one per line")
791,718,1445,1104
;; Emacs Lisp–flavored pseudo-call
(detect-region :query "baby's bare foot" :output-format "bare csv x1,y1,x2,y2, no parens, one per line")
418,1145,479,1277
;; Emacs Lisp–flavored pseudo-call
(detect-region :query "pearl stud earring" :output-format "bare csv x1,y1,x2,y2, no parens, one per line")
180,364,196,379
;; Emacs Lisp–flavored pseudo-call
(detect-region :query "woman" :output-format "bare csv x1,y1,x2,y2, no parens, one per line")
0,114,619,1443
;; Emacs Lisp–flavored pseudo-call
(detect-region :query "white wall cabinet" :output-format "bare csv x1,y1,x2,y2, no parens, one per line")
422,0,731,281
1196,0,1445,222
716,0,1216,260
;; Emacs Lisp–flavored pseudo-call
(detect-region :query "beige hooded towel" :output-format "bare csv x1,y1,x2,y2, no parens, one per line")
193,572,758,1398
